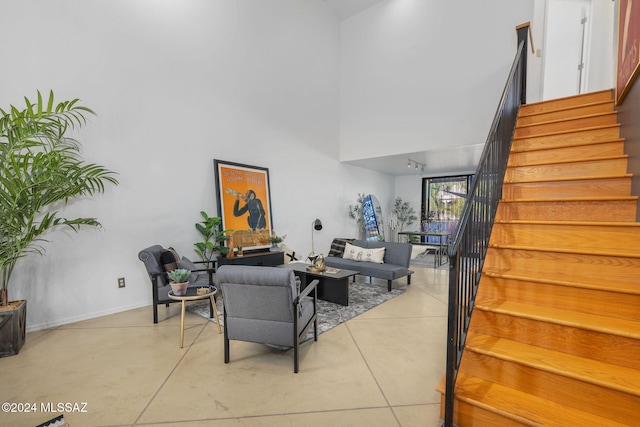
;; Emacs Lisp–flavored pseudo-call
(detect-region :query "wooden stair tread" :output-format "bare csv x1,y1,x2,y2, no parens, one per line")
489,241,640,259
453,373,630,427
482,270,640,296
507,154,628,167
499,196,637,203
518,99,613,118
510,138,624,153
493,219,640,227
515,111,618,129
512,123,620,141
465,334,640,397
503,173,632,184
473,299,640,340
522,89,612,106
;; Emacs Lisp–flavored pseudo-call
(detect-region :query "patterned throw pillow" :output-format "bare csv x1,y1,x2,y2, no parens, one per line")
342,242,385,264
328,238,355,257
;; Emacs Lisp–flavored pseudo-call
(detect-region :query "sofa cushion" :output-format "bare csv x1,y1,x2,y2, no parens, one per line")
160,247,180,272
328,238,355,257
343,242,385,264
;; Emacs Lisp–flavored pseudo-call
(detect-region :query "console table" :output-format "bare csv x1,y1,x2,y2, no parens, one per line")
216,250,284,267
398,231,449,267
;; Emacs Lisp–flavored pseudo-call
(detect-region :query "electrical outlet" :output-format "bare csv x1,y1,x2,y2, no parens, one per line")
118,277,125,288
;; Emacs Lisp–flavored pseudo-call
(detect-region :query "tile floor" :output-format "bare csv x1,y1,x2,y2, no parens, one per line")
0,265,448,427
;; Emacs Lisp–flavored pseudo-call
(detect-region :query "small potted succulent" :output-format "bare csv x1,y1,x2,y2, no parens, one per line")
268,232,285,252
236,245,243,256
167,268,190,296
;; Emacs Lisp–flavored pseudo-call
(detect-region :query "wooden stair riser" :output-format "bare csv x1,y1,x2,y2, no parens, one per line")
519,90,613,115
517,101,614,126
501,176,632,199
468,310,640,371
512,126,621,151
514,113,618,138
508,140,625,166
504,157,628,182
459,349,640,424
477,275,640,322
489,222,640,255
495,199,637,222
483,247,640,289
444,397,540,427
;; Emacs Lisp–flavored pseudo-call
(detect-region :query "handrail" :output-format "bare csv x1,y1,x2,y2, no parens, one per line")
442,24,529,427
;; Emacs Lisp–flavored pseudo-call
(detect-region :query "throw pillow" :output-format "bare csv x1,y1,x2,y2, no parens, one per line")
328,238,355,257
343,242,385,264
160,247,180,272
177,256,199,283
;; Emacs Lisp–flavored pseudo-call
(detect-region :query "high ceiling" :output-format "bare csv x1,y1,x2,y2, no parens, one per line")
325,0,483,177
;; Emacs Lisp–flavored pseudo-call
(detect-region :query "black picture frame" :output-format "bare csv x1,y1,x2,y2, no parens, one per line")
214,159,273,252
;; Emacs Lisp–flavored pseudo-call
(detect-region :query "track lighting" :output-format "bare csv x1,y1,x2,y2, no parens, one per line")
407,158,425,173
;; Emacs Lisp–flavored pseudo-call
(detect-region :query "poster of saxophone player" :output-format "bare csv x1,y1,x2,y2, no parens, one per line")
214,159,273,252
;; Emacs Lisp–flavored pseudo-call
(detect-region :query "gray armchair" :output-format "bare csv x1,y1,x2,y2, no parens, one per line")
216,265,319,373
138,245,215,323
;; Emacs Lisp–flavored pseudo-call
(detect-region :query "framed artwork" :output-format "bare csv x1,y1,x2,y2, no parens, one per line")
214,159,273,252
616,0,640,105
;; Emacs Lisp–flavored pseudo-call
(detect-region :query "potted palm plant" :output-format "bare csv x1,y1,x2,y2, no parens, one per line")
0,90,118,357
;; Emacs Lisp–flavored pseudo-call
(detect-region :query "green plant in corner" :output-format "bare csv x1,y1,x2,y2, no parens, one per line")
0,90,119,307
194,211,233,264
393,197,418,233
347,193,366,236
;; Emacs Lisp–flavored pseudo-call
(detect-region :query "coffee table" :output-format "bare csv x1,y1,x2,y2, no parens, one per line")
280,263,359,306
168,285,221,348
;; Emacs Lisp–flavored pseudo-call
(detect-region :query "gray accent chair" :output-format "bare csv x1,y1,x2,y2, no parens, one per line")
138,245,215,323
217,265,319,373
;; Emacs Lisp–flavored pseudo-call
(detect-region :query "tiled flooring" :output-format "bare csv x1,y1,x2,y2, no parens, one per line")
1,265,448,426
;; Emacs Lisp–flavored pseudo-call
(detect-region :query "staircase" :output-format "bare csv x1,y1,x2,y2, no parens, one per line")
439,90,640,426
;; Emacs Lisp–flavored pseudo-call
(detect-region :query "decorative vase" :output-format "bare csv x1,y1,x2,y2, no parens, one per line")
270,243,281,252
170,281,188,296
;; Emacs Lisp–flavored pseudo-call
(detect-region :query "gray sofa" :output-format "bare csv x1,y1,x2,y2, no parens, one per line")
324,239,413,291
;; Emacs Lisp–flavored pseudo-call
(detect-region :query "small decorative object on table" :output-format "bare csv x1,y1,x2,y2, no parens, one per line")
236,245,243,256
167,268,190,296
306,253,326,273
268,232,285,252
197,287,210,295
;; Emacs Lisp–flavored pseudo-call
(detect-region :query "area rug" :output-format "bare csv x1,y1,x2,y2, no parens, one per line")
186,281,404,336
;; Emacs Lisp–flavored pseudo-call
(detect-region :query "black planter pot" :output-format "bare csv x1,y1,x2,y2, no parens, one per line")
0,300,27,358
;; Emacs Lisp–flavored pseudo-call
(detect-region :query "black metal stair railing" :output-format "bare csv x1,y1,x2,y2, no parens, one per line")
442,25,529,427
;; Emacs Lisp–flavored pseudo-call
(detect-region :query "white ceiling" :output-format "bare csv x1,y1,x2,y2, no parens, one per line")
344,143,484,177
325,0,385,20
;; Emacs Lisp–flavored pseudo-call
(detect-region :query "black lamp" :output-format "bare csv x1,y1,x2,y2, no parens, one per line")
308,218,323,261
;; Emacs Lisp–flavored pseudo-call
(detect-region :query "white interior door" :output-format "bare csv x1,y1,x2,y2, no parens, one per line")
543,0,591,100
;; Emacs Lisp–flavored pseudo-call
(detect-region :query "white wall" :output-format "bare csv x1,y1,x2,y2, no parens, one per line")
339,0,535,162
1,0,394,331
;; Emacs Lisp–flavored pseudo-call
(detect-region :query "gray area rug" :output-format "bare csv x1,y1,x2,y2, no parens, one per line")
187,280,404,336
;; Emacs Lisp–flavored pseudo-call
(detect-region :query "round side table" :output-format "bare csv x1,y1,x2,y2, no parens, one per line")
168,285,221,348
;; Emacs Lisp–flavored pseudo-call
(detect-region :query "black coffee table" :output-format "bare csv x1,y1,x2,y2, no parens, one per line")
280,263,359,306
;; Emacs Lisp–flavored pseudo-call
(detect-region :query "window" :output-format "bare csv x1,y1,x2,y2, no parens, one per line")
421,175,473,242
